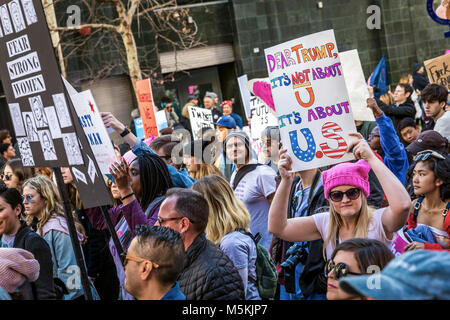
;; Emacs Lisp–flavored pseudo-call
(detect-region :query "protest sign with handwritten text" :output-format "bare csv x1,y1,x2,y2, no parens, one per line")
265,29,356,171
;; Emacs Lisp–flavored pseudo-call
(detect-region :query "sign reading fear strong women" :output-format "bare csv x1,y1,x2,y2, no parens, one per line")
265,29,357,171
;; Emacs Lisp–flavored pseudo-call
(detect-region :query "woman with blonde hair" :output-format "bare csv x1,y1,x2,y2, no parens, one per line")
183,140,224,180
192,174,261,300
22,175,91,300
268,133,411,260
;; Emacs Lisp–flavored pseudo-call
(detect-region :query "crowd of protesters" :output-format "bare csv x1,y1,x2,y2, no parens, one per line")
0,65,449,301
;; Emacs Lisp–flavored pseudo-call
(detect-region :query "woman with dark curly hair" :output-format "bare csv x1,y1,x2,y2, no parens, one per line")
404,150,450,251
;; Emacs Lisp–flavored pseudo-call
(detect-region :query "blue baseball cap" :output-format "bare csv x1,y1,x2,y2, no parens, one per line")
214,116,236,129
339,250,450,300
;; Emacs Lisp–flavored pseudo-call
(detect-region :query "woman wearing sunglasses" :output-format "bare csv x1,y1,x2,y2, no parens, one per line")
1,159,34,194
326,238,393,300
404,150,450,251
269,133,411,261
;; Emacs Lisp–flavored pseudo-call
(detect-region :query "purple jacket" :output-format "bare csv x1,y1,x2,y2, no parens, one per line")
86,198,162,238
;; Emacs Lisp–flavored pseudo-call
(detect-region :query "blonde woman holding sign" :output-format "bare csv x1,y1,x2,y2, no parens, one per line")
268,133,411,260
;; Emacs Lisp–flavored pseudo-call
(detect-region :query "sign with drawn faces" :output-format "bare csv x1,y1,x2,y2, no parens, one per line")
0,0,80,167
0,0,113,208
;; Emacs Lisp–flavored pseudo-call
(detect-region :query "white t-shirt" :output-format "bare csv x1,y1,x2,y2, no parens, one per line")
434,111,450,141
313,208,393,260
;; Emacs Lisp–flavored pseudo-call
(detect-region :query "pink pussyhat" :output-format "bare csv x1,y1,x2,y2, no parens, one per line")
322,160,371,200
122,150,137,165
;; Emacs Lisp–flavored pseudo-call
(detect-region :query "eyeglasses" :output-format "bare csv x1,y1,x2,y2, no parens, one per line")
121,254,160,269
23,195,35,203
329,188,361,202
157,216,184,225
157,215,195,225
415,149,446,162
1,174,12,181
325,260,363,279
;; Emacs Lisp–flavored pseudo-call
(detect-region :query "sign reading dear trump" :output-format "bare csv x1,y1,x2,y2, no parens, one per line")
265,29,356,171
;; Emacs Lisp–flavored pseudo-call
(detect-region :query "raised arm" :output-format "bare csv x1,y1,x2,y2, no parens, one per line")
367,98,409,184
348,133,411,235
268,149,322,243
101,111,195,188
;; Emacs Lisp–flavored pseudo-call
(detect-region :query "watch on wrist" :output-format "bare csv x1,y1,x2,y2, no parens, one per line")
120,127,130,137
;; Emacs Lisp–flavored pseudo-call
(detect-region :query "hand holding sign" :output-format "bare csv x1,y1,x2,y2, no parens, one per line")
278,148,295,181
347,132,377,163
101,111,125,133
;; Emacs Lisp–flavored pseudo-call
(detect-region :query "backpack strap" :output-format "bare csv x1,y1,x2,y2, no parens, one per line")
232,164,262,190
307,170,322,204
443,201,450,221
413,196,425,223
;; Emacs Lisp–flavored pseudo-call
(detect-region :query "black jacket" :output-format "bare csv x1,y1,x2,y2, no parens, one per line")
377,98,416,133
13,220,56,299
178,233,245,300
412,73,429,91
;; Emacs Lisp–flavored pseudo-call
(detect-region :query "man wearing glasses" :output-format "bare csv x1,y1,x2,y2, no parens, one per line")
123,225,186,300
154,188,245,300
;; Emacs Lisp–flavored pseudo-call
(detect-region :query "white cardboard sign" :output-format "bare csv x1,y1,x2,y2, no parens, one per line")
264,29,356,171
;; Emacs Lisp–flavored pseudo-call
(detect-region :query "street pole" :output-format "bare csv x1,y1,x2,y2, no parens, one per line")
100,206,125,263
53,167,93,300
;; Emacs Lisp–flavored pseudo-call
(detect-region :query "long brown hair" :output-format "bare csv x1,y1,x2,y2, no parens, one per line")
23,176,86,243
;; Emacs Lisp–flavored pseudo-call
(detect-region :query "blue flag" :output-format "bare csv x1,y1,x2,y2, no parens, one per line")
368,56,390,98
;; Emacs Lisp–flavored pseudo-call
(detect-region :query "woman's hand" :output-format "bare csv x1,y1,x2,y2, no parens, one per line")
278,149,294,181
403,241,425,252
347,132,377,162
109,160,132,196
101,112,125,133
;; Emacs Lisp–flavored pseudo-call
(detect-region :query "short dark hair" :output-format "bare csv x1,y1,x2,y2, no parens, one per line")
150,135,180,157
421,84,448,104
398,117,417,132
331,238,394,274
165,188,209,233
0,143,11,155
134,225,185,285
0,184,24,217
396,83,414,98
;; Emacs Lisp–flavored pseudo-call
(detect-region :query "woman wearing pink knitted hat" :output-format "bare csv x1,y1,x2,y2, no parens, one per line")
269,132,411,260
0,247,40,300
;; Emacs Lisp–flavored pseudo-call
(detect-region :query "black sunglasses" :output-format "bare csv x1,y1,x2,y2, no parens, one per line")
325,260,363,279
329,188,361,202
415,149,446,162
1,174,12,181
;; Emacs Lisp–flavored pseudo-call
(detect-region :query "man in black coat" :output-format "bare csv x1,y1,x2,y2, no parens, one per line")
376,83,416,133
155,188,245,300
